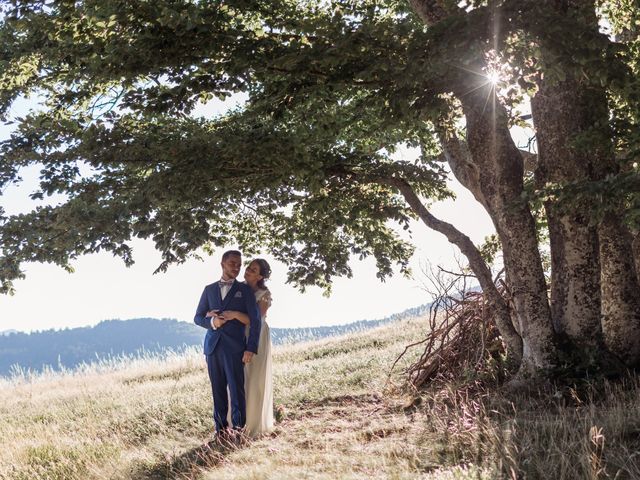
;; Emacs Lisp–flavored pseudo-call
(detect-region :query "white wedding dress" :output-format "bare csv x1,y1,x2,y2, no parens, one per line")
244,288,274,436
226,288,274,437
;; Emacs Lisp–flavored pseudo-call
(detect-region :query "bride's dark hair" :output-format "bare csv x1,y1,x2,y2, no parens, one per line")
253,258,271,290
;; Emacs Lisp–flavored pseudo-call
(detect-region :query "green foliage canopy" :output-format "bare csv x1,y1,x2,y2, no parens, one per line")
1,0,639,295
0,0,455,294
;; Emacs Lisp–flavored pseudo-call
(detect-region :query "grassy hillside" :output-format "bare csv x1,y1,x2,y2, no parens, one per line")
1,315,640,479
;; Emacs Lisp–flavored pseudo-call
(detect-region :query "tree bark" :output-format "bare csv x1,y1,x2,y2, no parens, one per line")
434,91,558,374
599,214,640,366
530,0,640,368
633,232,640,280
531,80,603,349
457,88,557,373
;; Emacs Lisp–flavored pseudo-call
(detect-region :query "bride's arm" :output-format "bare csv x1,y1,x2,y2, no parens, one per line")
221,310,250,325
258,292,272,318
223,292,271,324
258,302,270,319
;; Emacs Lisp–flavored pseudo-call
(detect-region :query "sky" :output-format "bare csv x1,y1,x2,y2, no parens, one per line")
0,97,502,333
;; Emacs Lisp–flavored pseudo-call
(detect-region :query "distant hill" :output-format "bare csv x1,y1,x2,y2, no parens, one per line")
0,304,430,377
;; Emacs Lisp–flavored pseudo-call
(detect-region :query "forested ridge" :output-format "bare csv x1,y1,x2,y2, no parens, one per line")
0,303,430,376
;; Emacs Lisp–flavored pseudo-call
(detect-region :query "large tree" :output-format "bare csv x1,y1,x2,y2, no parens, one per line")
1,0,639,379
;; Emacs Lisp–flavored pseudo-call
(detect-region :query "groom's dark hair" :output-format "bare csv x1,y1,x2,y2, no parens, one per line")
222,249,242,261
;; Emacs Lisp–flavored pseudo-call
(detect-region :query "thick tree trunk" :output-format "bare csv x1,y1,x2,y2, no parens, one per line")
458,88,557,373
531,81,603,349
531,79,632,374
439,126,555,373
599,214,640,366
530,0,640,368
594,141,640,366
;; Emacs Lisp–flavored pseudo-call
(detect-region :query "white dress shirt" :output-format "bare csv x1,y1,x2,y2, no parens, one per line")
220,279,233,300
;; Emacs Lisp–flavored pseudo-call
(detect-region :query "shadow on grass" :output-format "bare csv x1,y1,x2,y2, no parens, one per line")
303,392,383,409
134,440,232,480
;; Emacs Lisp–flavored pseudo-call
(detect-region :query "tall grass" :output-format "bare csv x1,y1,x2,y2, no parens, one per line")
1,346,202,387
2,316,640,479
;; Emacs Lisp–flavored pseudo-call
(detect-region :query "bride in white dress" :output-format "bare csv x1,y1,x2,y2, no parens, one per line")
221,258,274,437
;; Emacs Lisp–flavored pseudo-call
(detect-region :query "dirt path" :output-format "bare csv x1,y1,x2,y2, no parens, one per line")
133,392,439,480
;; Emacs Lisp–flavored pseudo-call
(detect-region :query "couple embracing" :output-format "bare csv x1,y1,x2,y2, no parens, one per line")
194,250,274,440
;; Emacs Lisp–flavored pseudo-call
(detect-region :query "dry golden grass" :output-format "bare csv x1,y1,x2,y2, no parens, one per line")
1,317,640,479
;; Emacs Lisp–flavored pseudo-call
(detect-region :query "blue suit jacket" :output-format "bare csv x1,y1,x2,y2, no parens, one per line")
194,280,261,355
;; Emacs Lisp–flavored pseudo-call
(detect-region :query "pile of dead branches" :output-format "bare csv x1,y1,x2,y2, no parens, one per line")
394,264,509,389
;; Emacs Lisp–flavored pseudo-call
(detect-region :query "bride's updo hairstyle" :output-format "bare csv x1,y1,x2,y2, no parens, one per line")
253,258,271,290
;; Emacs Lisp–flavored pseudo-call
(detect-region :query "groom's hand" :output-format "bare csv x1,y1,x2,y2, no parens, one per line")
242,351,254,364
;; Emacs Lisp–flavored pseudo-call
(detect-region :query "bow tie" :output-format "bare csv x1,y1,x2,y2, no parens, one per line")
219,279,234,287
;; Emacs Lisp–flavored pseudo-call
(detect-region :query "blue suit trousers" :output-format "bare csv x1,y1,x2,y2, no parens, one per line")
206,345,246,431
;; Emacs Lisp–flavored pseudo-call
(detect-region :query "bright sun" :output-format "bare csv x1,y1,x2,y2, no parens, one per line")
486,70,501,85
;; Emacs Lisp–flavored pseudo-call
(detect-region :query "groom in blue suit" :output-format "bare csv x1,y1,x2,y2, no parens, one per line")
194,250,261,434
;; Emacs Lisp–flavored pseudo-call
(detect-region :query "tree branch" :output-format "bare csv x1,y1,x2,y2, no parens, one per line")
375,175,523,363
437,129,485,205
